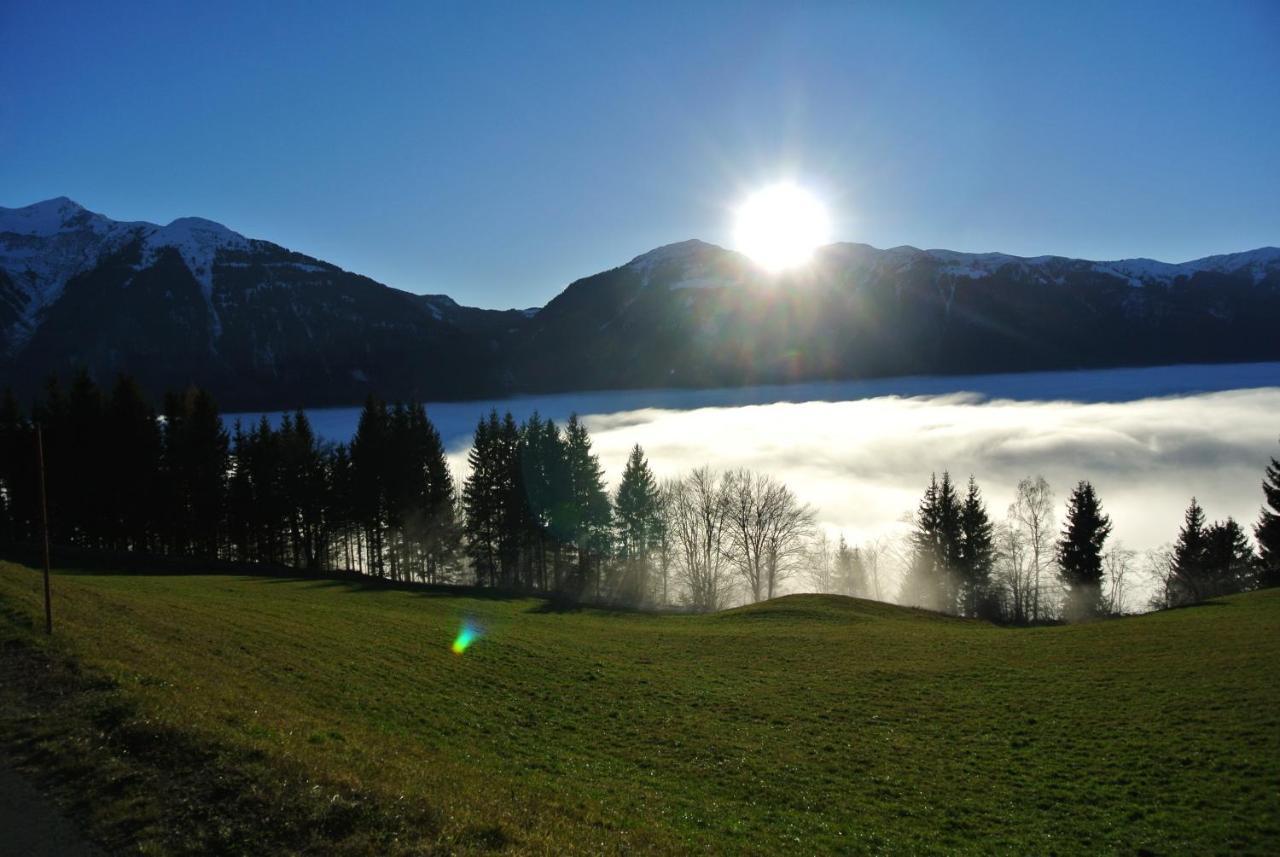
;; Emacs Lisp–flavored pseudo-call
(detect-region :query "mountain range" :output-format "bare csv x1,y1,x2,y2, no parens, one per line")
2,197,1278,410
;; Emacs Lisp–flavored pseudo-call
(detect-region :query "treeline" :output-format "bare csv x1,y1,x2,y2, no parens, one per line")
896,467,1280,621
0,372,460,580
2,371,1278,617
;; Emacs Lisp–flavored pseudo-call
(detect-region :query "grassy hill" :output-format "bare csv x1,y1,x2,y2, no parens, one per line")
1,563,1277,855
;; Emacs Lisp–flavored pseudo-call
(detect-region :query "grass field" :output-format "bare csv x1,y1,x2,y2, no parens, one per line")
1,562,1278,855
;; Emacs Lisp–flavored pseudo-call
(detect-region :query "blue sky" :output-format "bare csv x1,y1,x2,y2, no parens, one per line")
2,1,1277,308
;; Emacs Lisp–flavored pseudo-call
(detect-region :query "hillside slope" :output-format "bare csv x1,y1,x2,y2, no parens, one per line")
510,240,1280,392
4,198,1280,408
0,199,523,408
1,563,1276,854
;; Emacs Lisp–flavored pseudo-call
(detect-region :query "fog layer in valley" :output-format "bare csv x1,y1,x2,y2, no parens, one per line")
230,362,1280,601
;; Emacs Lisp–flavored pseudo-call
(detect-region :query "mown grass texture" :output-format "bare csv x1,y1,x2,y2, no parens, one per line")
1,562,1277,855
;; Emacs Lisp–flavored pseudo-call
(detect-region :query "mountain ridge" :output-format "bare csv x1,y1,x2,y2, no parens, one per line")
3,197,1278,408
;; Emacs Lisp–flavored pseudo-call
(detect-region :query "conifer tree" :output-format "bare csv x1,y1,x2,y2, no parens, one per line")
563,414,611,597
1203,518,1256,596
414,403,458,584
902,472,962,612
160,387,229,557
1256,440,1280,588
958,476,995,617
351,395,390,575
1057,480,1112,619
613,444,662,604
104,375,161,552
0,389,30,542
835,536,866,597
463,411,503,586
1170,497,1208,603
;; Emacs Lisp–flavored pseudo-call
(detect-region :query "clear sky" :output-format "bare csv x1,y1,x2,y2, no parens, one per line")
2,1,1277,309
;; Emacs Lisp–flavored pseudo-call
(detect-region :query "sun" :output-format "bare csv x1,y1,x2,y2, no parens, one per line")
732,183,832,272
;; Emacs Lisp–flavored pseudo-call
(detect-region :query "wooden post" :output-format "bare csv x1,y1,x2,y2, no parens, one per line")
36,424,52,635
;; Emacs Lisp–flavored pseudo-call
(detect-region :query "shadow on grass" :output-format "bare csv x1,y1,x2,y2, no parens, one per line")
1,542,662,616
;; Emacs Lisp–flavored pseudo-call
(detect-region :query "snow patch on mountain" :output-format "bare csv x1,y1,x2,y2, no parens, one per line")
137,218,248,340
627,239,755,290
0,198,145,350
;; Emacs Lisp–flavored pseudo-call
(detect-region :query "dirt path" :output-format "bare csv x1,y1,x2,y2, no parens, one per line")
0,763,103,857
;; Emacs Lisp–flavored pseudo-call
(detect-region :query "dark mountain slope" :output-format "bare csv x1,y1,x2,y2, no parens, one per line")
3,197,1277,409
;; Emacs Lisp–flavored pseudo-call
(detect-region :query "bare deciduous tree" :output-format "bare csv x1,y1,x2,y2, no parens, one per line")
1005,475,1056,622
669,466,734,611
724,469,815,601
805,530,836,593
859,536,889,602
1103,542,1135,615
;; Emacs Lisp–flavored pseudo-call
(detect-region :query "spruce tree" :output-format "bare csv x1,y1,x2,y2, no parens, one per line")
104,375,161,552
1170,497,1208,603
564,414,611,598
0,389,30,542
835,536,866,597
1203,518,1256,596
463,411,503,586
958,476,995,617
1057,481,1112,619
903,475,942,609
351,395,389,575
903,472,963,612
613,444,662,605
414,403,457,584
1256,441,1280,588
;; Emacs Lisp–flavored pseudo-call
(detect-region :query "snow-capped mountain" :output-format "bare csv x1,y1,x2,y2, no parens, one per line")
508,238,1280,393
0,198,526,408
3,196,1278,408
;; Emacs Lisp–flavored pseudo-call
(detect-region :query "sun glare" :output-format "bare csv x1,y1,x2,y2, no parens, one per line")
732,183,832,272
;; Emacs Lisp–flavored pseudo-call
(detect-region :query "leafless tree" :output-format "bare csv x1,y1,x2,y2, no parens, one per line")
804,530,836,593
1143,544,1177,611
669,466,735,611
653,478,679,606
724,469,816,601
859,536,889,602
1102,542,1136,615
1006,475,1056,622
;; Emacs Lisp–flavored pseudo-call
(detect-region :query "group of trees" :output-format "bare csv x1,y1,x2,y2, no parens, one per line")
3,371,1279,618
1151,495,1272,609
896,457,1280,621
0,372,458,581
899,473,997,617
897,471,1115,621
460,410,626,599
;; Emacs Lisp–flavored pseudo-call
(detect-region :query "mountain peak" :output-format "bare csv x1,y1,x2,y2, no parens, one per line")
0,196,94,237
626,239,722,271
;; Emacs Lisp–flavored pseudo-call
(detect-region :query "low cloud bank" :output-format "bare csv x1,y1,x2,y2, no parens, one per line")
523,388,1279,560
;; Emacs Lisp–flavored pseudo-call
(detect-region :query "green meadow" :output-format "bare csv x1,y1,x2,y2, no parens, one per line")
1,562,1277,855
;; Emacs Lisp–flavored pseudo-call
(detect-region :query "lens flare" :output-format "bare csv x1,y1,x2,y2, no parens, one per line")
451,621,481,654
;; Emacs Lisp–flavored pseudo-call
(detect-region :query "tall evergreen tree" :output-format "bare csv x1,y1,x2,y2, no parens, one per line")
0,389,32,543
563,414,611,597
413,403,458,584
161,387,229,557
351,395,390,575
835,536,866,597
103,375,162,552
957,476,995,617
902,472,962,612
1256,440,1280,588
1057,480,1112,619
1203,518,1256,596
463,411,503,586
1170,497,1208,603
613,444,662,605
